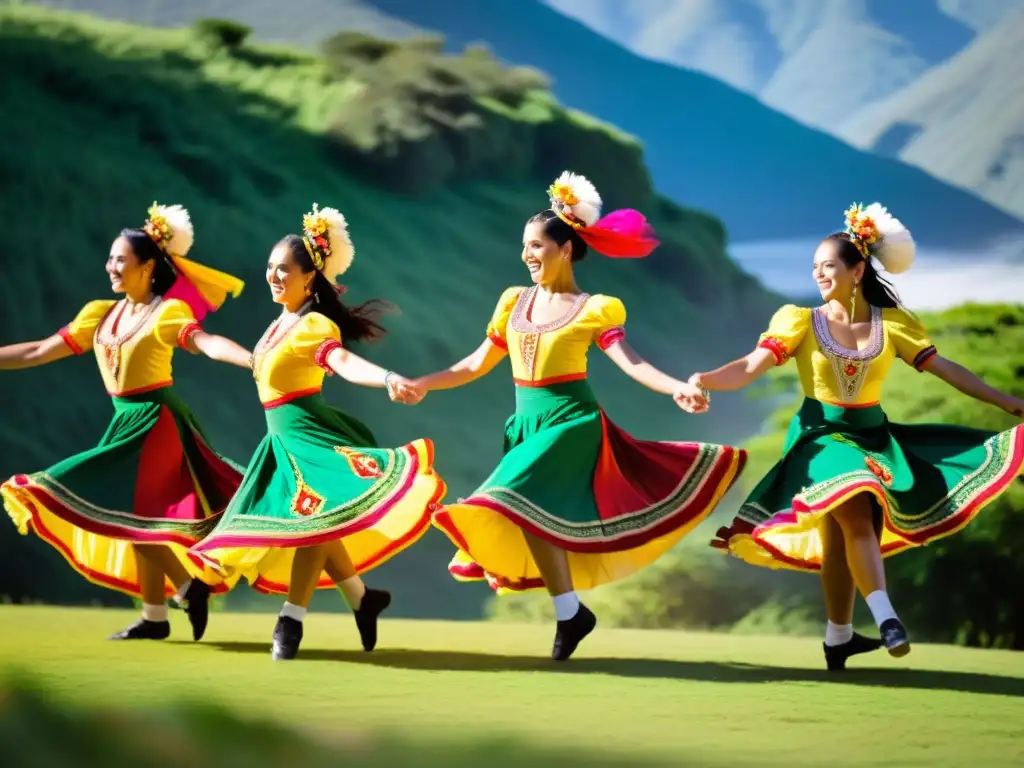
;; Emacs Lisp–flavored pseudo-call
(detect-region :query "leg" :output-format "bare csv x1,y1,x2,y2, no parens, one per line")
819,515,883,670
522,530,596,661
108,545,171,641
831,494,910,657
272,544,330,660
322,539,391,652
138,544,213,642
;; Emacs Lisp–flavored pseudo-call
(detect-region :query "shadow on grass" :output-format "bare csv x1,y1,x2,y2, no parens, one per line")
202,641,1024,697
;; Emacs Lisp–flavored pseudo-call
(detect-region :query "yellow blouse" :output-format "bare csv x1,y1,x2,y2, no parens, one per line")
60,298,202,396
486,286,627,386
758,303,938,406
250,312,342,407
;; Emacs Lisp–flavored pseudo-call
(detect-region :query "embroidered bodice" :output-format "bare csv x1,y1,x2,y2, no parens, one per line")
249,311,342,407
60,298,201,396
485,285,626,386
757,303,938,406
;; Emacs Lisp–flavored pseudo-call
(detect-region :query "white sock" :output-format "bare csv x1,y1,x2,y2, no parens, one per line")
173,579,193,603
865,590,898,627
141,603,168,622
552,591,580,622
337,575,366,610
279,601,307,622
824,621,854,647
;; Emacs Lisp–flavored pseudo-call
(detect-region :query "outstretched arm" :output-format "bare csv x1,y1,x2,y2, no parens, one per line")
413,339,508,393
922,355,1024,417
692,347,777,392
190,331,252,369
603,340,707,413
0,335,73,371
324,345,421,403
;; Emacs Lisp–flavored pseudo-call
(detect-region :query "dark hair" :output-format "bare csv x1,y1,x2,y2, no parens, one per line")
120,228,177,295
527,209,589,262
278,234,389,344
824,232,901,309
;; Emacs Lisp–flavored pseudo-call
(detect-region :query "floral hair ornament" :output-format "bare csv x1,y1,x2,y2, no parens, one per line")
843,202,915,275
546,170,659,258
142,201,244,322
302,203,355,284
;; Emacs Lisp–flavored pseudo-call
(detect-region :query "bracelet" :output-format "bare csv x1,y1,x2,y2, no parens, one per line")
383,370,396,393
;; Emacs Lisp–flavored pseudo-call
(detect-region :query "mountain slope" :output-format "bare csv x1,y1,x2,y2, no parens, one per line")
23,0,1024,246
364,0,1023,245
0,6,777,614
840,9,1024,219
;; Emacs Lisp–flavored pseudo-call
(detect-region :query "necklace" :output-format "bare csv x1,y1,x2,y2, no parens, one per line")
95,296,162,381
249,310,304,381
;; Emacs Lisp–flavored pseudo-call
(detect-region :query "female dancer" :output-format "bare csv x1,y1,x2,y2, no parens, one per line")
411,172,747,661
191,204,446,661
690,202,1024,669
1,202,251,642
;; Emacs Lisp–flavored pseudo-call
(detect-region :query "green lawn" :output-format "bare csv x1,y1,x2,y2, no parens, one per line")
2,606,1022,766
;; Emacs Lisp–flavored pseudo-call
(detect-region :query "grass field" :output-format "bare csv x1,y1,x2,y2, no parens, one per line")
2,606,1022,766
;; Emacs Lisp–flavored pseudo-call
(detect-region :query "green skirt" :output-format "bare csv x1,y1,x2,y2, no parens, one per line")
2,386,244,598
711,397,1024,571
190,394,445,594
433,379,746,593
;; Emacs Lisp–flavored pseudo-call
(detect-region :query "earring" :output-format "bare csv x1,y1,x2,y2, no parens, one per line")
851,280,859,319
305,283,312,296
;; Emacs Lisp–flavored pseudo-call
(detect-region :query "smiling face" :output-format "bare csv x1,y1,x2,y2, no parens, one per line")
521,220,572,286
813,237,864,303
105,236,151,296
266,241,312,309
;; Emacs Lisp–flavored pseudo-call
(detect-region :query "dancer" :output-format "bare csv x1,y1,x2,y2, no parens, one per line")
1,202,250,642
411,172,747,661
691,202,1024,669
191,203,446,661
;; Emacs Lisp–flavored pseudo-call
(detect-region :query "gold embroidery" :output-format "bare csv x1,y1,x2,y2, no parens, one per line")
334,446,384,479
519,332,540,380
287,454,325,516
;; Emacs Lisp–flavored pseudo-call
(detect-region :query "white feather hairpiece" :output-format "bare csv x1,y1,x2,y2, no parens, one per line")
844,202,915,275
548,170,602,228
302,203,354,283
144,202,194,258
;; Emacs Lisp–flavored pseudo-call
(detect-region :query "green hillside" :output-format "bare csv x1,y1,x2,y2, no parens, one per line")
0,5,778,616
34,0,1024,245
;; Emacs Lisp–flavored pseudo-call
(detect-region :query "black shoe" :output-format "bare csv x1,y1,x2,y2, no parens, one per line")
354,588,391,652
271,616,303,660
552,603,597,661
823,631,884,671
176,580,212,642
880,618,911,657
109,618,171,640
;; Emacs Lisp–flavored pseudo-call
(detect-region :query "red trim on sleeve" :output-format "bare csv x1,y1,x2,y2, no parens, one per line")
58,327,84,355
314,339,342,373
758,337,789,366
176,322,202,351
487,332,508,351
596,326,625,350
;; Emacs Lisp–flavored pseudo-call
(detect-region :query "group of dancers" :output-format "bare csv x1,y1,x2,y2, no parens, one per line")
2,171,1022,669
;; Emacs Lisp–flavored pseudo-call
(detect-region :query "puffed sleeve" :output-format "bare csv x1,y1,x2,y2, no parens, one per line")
485,287,524,350
290,312,343,375
757,304,811,366
154,299,203,351
591,295,627,350
58,300,115,354
884,307,937,371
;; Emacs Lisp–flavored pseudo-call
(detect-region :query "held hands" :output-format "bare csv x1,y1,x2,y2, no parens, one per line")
672,373,710,414
384,372,426,405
